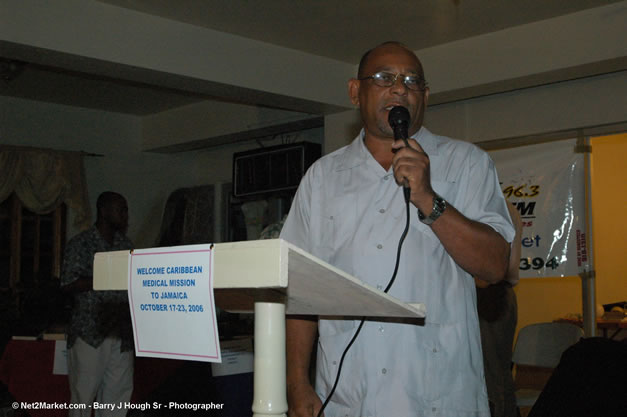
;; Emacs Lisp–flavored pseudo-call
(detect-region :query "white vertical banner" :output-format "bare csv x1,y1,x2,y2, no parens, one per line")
489,139,588,278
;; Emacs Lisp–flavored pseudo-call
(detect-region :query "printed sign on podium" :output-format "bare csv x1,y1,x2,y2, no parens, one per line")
128,244,221,362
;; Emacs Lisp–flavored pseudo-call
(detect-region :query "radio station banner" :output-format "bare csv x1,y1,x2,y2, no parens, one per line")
128,244,221,362
489,139,588,278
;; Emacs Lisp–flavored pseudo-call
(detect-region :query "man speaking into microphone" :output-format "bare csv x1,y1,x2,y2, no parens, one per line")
281,41,514,417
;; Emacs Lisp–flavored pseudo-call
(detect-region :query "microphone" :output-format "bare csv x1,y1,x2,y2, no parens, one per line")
388,106,411,203
388,106,410,147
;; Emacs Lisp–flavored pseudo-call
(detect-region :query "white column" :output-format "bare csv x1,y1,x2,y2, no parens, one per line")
252,301,288,417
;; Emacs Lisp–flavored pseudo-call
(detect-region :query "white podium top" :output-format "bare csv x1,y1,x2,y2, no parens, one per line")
94,239,425,319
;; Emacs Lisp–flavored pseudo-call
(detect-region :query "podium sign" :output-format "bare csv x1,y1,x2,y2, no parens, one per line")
128,244,221,362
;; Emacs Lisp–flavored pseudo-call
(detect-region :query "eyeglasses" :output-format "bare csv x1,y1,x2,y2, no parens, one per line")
359,71,428,91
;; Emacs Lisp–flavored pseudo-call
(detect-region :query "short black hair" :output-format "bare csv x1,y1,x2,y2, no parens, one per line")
96,191,123,214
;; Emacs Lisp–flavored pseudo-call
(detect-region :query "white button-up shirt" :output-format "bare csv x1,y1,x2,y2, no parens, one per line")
281,127,515,417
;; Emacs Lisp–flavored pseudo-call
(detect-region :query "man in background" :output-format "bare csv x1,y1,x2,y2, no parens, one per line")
62,191,134,416
476,203,523,417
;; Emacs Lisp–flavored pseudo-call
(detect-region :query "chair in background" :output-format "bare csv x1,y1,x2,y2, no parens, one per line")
512,322,584,417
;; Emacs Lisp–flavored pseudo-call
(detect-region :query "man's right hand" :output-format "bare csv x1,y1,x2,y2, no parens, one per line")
287,381,323,417
286,316,320,416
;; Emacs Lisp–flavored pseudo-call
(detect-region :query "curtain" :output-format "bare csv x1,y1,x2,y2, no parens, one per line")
0,146,91,229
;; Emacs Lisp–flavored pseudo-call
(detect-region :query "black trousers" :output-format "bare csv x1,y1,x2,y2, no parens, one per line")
477,282,518,417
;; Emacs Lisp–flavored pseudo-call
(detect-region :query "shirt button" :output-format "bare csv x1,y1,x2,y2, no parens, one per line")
381,368,387,374
377,244,383,249
378,326,384,333
433,348,437,353
379,208,385,213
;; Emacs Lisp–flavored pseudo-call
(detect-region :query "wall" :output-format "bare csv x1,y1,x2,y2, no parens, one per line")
514,277,583,332
323,109,361,153
0,96,194,247
0,95,323,248
590,133,627,307
424,70,627,143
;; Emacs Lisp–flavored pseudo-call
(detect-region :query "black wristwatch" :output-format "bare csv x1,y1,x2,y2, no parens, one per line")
418,194,447,225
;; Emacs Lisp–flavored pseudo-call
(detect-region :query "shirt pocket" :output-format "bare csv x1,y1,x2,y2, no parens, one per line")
311,198,357,264
316,319,364,408
408,323,458,404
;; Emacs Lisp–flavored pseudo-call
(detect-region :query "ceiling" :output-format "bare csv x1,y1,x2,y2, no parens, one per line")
99,0,621,64
0,0,623,115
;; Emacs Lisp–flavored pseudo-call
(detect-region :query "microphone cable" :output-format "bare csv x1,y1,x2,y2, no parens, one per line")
316,187,412,417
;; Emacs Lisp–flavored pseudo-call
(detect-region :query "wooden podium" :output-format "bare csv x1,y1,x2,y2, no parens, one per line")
94,238,425,417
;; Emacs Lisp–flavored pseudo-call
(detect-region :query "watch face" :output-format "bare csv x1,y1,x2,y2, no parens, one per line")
419,194,446,225
434,196,446,212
